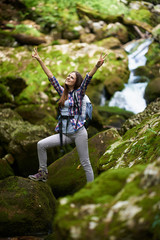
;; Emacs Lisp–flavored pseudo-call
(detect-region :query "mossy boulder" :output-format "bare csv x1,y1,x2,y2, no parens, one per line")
0,76,27,97
47,128,120,198
121,97,160,134
98,109,160,172
145,42,160,80
53,159,160,240
96,37,122,49
0,84,14,103
144,78,160,104
97,105,134,130
0,108,55,177
0,176,57,237
15,103,57,126
105,22,128,43
0,158,15,180
152,24,160,42
0,31,16,47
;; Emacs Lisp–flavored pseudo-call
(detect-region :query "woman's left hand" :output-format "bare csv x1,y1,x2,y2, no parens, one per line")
96,53,107,68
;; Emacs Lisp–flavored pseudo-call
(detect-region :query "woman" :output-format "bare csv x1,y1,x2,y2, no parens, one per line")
28,47,107,183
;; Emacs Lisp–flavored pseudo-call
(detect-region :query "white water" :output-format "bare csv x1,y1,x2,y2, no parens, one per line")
108,38,153,114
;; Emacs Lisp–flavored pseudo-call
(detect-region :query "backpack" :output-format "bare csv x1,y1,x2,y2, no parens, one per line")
74,92,93,129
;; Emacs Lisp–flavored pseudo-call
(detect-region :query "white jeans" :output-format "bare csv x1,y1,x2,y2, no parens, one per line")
37,127,94,182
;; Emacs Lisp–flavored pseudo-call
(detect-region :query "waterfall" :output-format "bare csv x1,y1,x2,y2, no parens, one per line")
108,38,153,114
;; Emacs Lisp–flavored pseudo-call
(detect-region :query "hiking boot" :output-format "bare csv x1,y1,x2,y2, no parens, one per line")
28,169,48,182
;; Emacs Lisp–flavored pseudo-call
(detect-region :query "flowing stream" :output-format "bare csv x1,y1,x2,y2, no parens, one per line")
108,38,153,114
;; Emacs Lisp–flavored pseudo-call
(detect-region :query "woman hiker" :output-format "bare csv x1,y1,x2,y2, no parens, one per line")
28,47,107,183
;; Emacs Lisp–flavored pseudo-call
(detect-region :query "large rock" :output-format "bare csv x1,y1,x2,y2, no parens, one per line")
144,77,160,104
0,176,57,237
0,157,15,180
47,128,120,198
0,76,27,97
105,22,129,43
53,159,160,240
97,37,122,49
98,108,160,172
145,42,160,80
0,84,14,103
120,97,160,134
0,108,54,176
152,24,160,42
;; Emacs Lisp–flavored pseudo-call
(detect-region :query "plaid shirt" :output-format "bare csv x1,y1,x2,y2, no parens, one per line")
49,73,92,132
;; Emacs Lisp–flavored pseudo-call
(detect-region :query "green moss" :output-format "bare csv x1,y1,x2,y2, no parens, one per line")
146,43,160,67
98,112,160,172
127,9,152,24
13,24,41,37
0,160,14,180
21,0,128,31
97,105,134,117
0,84,13,103
53,162,160,239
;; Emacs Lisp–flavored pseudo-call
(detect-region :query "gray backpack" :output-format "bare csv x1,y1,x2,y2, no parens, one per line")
74,92,92,129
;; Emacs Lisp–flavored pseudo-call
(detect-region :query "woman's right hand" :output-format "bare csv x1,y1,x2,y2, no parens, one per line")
32,47,41,61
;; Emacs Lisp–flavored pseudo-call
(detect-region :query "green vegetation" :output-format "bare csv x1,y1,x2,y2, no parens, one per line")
13,24,42,37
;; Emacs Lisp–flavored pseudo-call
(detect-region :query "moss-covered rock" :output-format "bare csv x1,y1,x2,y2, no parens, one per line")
152,24,160,42
96,37,122,49
145,42,160,80
96,105,134,130
144,77,160,104
98,110,160,172
0,84,14,103
0,176,57,237
0,108,57,176
47,128,120,198
121,97,160,134
105,22,129,43
53,159,160,240
0,158,14,180
0,76,27,97
15,103,57,125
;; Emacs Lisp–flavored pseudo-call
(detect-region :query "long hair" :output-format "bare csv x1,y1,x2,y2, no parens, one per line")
58,71,83,107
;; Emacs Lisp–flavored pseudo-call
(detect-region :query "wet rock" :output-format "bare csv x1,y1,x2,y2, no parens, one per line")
0,157,14,180
105,22,128,43
15,104,57,125
53,160,160,240
98,107,160,172
47,128,120,198
0,176,57,237
80,33,96,43
144,77,160,104
152,24,160,42
97,37,122,49
0,108,52,176
62,25,84,41
0,76,27,96
145,42,160,80
121,97,160,134
0,84,14,103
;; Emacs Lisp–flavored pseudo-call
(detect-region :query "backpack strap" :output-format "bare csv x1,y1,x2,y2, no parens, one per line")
73,91,81,129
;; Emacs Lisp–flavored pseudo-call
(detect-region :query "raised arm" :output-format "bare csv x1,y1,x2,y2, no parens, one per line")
78,52,107,96
88,53,107,77
32,47,53,79
32,47,63,96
